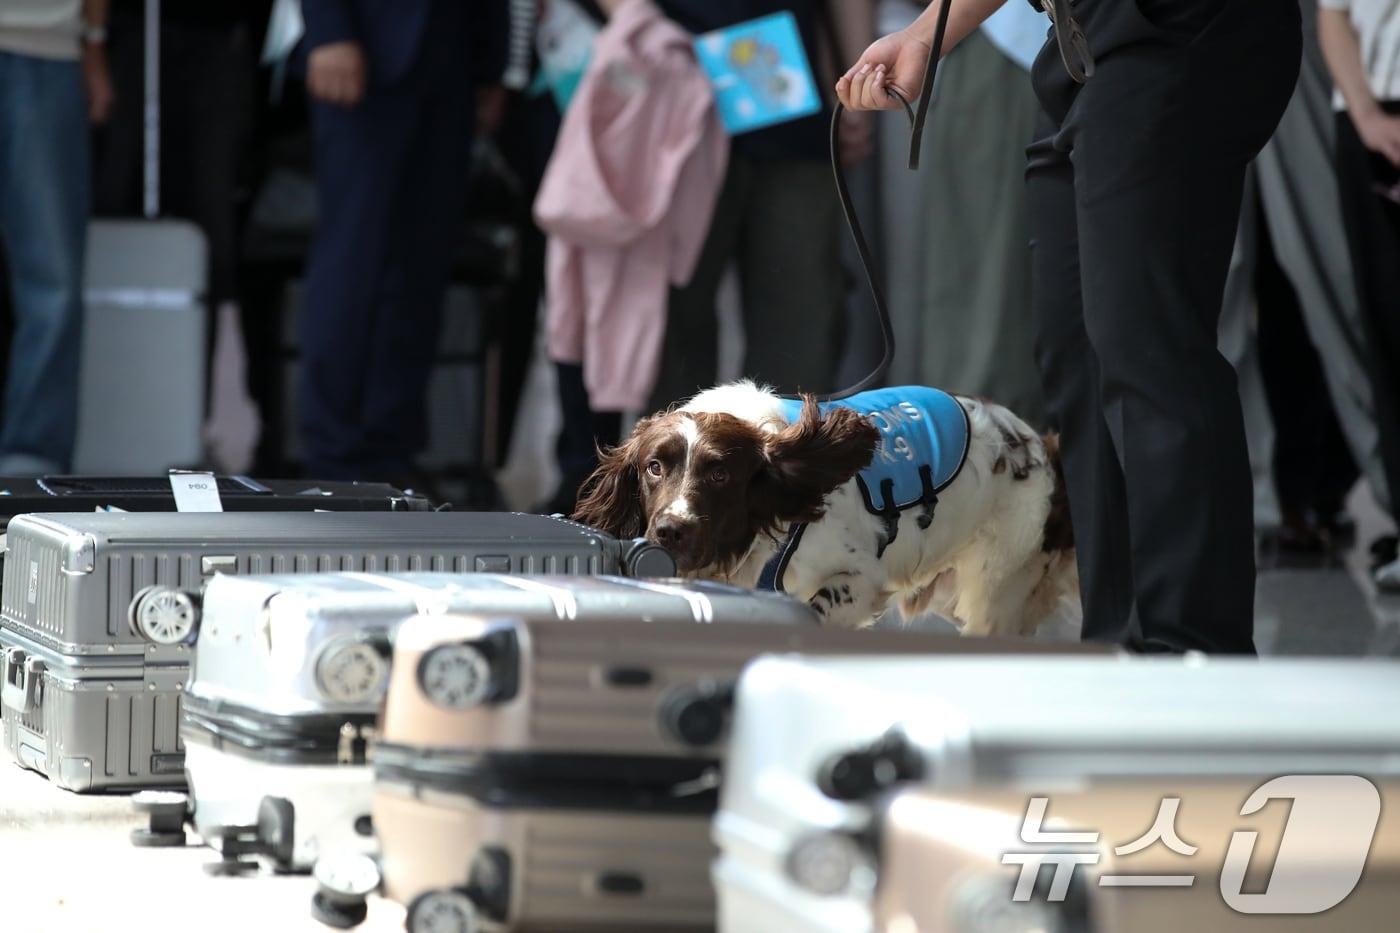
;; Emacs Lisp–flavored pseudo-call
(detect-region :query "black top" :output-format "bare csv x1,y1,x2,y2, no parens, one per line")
112,0,271,28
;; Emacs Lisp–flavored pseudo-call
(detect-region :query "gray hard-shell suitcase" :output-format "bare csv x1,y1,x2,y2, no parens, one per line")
0,511,671,792
713,654,1400,933
177,572,736,872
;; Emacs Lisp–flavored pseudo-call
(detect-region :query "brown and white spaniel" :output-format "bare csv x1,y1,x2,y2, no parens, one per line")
575,381,1077,635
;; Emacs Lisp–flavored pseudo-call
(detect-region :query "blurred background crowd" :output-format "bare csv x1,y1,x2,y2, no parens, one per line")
1,0,1400,590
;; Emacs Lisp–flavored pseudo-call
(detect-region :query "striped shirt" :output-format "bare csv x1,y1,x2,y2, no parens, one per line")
1320,0,1400,108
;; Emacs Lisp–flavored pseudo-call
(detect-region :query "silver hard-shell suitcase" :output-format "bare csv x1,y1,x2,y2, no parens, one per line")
178,572,744,871
0,511,670,791
869,780,1400,933
713,654,1400,933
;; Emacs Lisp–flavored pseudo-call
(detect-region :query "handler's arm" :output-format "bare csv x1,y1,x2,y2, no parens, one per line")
836,0,1008,112
1319,5,1400,166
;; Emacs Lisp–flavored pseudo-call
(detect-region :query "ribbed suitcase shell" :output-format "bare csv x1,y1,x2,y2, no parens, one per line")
374,779,715,932
0,512,657,791
873,781,1400,933
182,573,761,869
714,655,1400,933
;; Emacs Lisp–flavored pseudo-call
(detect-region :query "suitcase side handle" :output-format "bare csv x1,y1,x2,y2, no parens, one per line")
2,647,43,715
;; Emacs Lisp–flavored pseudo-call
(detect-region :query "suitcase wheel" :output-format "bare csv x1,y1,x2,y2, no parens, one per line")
417,644,494,710
314,636,391,704
405,888,480,933
312,892,368,930
128,585,201,645
312,853,381,930
130,828,188,848
130,790,190,847
784,830,869,897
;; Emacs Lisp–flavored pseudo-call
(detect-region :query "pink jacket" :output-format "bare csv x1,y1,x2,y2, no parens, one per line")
534,0,729,412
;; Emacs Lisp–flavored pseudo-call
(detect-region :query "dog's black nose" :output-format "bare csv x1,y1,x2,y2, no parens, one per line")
652,516,693,554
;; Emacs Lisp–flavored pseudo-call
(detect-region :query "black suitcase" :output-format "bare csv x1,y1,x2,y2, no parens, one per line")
0,475,429,530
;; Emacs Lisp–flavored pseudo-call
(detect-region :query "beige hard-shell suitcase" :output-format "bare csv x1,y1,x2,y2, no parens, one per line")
373,778,715,933
375,597,1099,788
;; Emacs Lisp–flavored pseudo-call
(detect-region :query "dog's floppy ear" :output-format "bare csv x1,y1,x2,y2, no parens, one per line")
572,431,646,538
758,398,878,524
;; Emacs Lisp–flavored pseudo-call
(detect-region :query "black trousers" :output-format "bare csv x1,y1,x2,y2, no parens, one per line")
1335,103,1400,534
1027,0,1300,653
1254,193,1358,520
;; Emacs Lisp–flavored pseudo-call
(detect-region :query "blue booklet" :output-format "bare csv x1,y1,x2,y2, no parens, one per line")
693,12,822,135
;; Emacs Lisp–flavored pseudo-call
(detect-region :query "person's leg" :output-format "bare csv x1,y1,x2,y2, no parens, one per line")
1334,103,1400,580
358,9,473,476
1026,117,1136,646
1254,17,1386,516
0,52,89,473
298,91,415,479
645,157,749,412
738,159,844,396
539,360,622,515
494,92,560,469
1256,203,1358,535
1068,0,1300,652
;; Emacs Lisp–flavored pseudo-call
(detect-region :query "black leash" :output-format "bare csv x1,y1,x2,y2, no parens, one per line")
809,0,1091,403
810,0,952,403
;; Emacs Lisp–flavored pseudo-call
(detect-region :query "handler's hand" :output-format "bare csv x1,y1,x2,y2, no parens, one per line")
836,29,931,112
308,40,367,107
1356,108,1400,167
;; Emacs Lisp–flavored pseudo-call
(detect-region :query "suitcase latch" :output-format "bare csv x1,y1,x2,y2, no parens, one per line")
337,723,377,765
201,554,238,577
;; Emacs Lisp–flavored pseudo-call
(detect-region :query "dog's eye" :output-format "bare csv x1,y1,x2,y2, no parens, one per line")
647,460,663,477
709,467,728,484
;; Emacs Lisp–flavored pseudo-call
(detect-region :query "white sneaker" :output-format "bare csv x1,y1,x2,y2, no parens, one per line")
1374,557,1400,594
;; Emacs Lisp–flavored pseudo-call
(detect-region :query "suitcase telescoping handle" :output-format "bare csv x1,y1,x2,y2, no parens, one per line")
1,647,44,715
143,0,161,218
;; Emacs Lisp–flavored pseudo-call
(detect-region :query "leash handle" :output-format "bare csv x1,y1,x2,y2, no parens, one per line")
806,0,951,403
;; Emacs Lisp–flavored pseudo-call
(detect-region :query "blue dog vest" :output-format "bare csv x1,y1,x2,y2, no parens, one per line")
760,387,970,593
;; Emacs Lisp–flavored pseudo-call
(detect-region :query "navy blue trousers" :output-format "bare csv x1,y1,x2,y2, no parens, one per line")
298,17,472,480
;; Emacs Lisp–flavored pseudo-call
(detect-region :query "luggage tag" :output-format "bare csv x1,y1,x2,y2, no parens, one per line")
169,470,223,512
693,12,822,135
